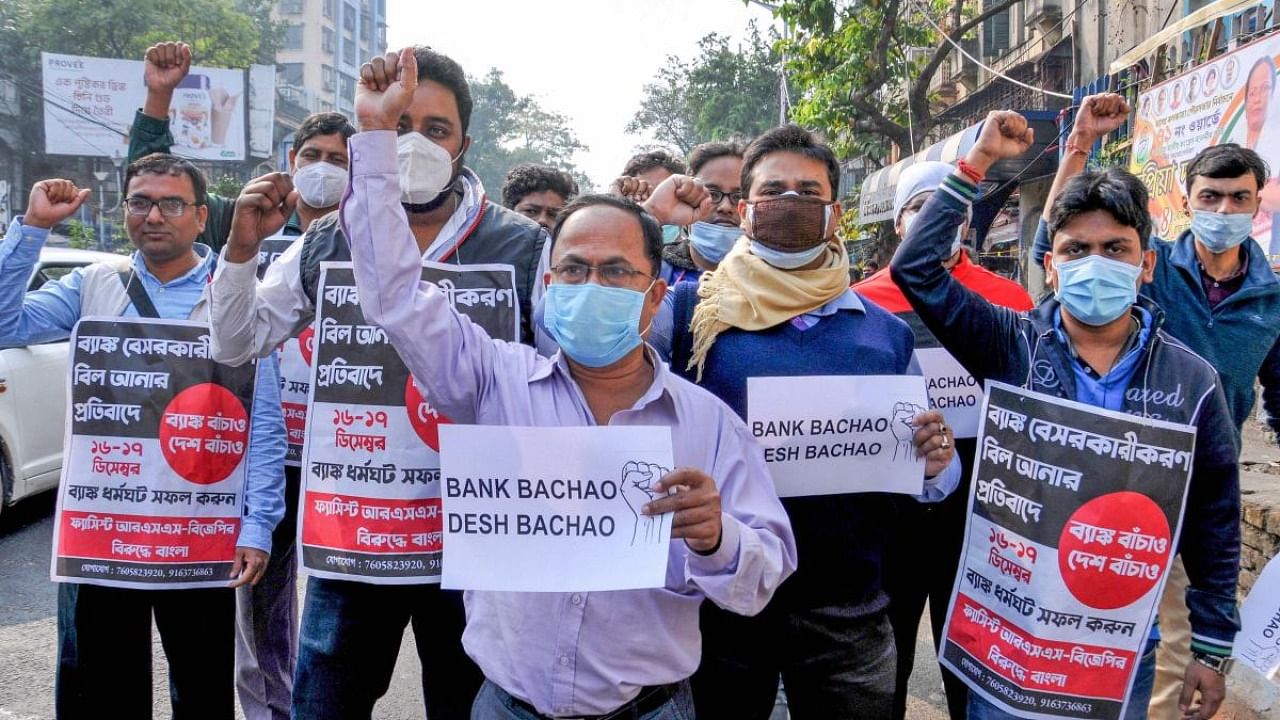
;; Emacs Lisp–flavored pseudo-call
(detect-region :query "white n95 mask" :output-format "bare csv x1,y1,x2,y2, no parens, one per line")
292,161,348,209
396,132,458,205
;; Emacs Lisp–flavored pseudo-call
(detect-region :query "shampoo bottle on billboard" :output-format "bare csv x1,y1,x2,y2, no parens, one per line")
172,74,212,149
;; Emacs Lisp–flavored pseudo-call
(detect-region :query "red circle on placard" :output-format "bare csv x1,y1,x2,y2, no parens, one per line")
158,383,250,485
1057,491,1171,610
405,377,451,452
298,326,315,367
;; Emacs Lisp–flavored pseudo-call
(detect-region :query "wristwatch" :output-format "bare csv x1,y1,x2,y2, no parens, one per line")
1192,652,1235,676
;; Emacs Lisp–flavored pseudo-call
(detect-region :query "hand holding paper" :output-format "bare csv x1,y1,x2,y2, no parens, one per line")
646,468,722,555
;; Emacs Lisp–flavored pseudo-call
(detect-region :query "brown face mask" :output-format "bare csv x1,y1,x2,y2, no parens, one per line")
747,195,833,252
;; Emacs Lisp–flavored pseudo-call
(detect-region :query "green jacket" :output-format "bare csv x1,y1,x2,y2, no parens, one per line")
127,110,302,252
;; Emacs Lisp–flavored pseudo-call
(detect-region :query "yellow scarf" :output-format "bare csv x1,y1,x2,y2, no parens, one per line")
687,237,851,380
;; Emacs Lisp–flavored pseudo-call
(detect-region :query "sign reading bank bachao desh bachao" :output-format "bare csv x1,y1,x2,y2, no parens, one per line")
52,318,258,590
298,262,519,584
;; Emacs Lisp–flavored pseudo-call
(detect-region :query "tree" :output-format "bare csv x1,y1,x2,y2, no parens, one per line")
628,22,784,154
466,69,591,197
775,0,1021,162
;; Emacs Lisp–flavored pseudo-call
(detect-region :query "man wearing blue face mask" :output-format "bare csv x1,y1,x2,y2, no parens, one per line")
659,125,962,719
893,110,1242,720
1030,92,1280,720
660,140,747,284
337,48,797,719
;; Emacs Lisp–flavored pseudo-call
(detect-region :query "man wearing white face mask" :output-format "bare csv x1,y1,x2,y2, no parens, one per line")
893,111,1242,720
130,41,356,720
856,160,1033,720
211,46,546,720
660,140,747,285
655,125,962,719
1031,92,1280,719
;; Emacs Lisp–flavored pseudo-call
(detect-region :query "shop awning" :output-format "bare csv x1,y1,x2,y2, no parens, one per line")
858,110,1060,225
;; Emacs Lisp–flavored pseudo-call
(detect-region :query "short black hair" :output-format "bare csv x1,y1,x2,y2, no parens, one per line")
622,150,686,178
741,125,841,200
294,112,356,152
1185,143,1269,193
549,194,663,275
1047,168,1152,249
688,139,747,176
501,163,579,209
125,153,208,206
415,46,472,134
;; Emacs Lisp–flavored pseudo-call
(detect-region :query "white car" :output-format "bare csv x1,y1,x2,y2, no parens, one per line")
0,246,121,519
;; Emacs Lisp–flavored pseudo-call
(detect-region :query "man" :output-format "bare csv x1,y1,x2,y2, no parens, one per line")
210,45,545,720
660,140,746,285
500,162,578,230
893,110,1242,720
855,160,1034,720
1031,92,1280,720
232,46,795,718
132,41,356,720
0,159,285,719
623,149,688,188
131,42,356,249
658,125,960,719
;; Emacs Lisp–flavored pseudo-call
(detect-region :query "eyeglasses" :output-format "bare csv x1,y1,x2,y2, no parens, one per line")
708,188,744,206
123,196,198,217
550,262,656,288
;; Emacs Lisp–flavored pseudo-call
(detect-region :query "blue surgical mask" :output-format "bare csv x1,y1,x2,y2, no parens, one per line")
662,224,681,244
749,240,829,269
1191,210,1253,254
544,283,650,367
688,222,741,264
1053,255,1144,326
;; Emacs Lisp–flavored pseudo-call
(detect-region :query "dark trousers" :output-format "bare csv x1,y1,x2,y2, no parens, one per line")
292,577,482,720
883,486,970,720
56,583,235,720
236,464,302,720
692,601,897,719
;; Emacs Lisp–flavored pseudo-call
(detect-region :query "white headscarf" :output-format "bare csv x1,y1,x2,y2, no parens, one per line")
892,161,955,225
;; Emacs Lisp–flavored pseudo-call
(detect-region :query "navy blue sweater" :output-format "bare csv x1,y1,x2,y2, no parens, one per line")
671,282,916,612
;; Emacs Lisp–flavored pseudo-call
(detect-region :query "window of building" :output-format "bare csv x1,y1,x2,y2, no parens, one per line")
339,73,356,103
322,26,336,54
322,65,335,91
323,0,335,18
283,24,304,50
279,63,305,87
281,0,304,14
342,39,356,66
982,0,1011,57
343,3,356,33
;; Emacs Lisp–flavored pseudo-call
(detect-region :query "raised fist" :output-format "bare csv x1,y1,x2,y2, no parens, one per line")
144,42,192,94
24,180,90,230
356,47,418,132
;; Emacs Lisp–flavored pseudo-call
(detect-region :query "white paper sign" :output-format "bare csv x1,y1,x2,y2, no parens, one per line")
748,375,929,497
916,347,983,439
438,425,675,592
1236,553,1280,678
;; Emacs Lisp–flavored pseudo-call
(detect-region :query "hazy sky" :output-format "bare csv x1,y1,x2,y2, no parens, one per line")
386,0,777,191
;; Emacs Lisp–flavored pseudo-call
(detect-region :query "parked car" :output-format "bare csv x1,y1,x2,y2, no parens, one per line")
0,246,120,519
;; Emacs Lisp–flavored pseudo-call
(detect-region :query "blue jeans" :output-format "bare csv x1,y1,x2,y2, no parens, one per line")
966,638,1159,720
470,680,695,719
292,577,481,720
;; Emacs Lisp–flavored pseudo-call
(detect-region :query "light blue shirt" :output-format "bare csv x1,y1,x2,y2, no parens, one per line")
0,218,286,552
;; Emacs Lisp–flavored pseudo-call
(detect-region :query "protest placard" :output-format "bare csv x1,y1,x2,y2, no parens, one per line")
747,374,930,497
51,318,258,589
438,425,675,592
940,382,1196,720
1236,552,1280,679
298,262,519,584
257,235,307,467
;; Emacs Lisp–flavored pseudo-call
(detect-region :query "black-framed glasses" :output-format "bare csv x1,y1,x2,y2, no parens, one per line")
550,262,656,288
708,188,744,206
123,196,198,217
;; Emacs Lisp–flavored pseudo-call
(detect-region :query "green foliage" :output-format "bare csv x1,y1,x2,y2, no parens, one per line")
466,69,591,197
208,174,245,199
628,22,783,154
65,218,93,249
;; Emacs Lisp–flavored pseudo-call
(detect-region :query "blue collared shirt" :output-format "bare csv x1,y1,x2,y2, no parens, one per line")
0,218,286,552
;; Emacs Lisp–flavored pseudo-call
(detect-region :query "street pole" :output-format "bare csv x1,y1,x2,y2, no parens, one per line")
92,167,108,251
747,0,789,124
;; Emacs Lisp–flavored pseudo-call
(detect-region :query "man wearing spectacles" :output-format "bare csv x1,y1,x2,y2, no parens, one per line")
332,48,797,719
0,156,286,719
659,141,748,286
